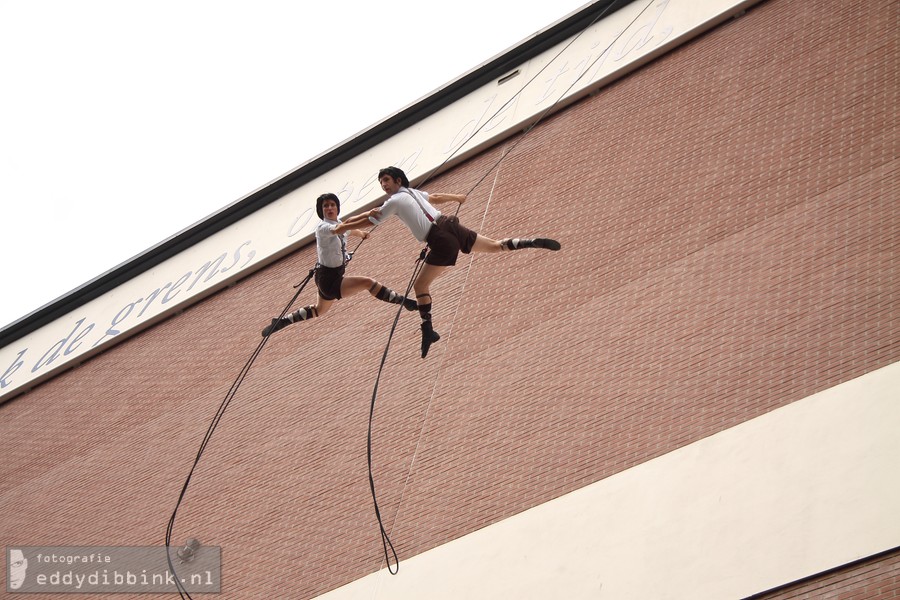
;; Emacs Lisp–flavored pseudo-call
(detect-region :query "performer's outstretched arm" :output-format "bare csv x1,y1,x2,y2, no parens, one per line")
428,193,466,205
334,209,378,234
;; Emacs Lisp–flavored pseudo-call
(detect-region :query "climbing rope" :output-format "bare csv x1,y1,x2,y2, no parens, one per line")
164,268,315,599
366,248,428,574
166,0,658,590
422,0,650,201
383,163,505,564
364,0,658,575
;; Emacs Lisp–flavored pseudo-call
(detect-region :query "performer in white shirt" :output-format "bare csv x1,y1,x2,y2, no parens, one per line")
262,193,417,337
335,167,561,358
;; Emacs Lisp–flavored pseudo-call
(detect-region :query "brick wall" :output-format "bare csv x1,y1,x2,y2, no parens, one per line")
1,0,896,597
749,547,900,600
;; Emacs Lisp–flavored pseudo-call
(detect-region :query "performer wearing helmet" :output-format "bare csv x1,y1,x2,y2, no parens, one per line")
261,193,417,337
334,167,561,358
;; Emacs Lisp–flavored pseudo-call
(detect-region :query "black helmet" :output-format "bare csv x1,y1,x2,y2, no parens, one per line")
316,193,340,220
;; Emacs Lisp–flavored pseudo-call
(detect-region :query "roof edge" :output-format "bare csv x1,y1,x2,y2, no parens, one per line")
0,0,631,348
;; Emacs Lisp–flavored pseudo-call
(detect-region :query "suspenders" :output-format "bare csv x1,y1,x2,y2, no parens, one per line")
402,187,436,223
340,233,349,265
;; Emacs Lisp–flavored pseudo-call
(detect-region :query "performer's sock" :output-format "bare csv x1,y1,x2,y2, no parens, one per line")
287,306,318,322
262,305,319,337
417,300,440,358
417,301,433,324
502,238,561,251
375,285,416,310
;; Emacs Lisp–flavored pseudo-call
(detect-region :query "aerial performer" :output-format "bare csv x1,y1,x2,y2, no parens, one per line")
334,167,561,358
262,193,417,337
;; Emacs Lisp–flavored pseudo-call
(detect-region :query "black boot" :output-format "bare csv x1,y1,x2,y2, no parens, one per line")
262,317,290,337
503,238,561,251
420,321,441,359
532,238,561,251
403,297,418,311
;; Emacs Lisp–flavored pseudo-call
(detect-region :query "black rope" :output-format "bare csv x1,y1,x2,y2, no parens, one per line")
345,224,374,262
163,183,373,599
165,267,315,600
364,0,657,574
165,0,658,587
420,0,631,203
164,215,374,597
366,249,428,574
461,0,657,200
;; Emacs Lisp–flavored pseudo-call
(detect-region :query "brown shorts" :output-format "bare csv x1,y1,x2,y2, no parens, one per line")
425,215,478,267
315,265,345,300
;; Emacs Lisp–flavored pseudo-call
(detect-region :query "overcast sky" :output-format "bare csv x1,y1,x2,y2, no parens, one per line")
0,0,591,330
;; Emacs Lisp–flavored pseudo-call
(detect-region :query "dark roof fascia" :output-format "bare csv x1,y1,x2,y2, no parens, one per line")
0,0,632,348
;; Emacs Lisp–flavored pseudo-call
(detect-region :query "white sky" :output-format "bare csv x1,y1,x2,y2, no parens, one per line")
0,0,590,330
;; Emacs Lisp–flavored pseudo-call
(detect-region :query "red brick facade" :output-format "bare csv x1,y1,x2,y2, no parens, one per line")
750,548,900,600
1,0,896,597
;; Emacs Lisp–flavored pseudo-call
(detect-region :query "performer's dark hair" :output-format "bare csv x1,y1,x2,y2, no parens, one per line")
378,166,410,188
316,192,340,219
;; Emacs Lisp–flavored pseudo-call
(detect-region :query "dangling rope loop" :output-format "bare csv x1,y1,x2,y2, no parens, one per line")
166,201,379,596
364,0,657,574
366,248,427,574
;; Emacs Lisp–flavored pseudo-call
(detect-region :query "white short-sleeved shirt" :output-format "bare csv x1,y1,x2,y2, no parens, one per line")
316,219,349,268
369,187,440,242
